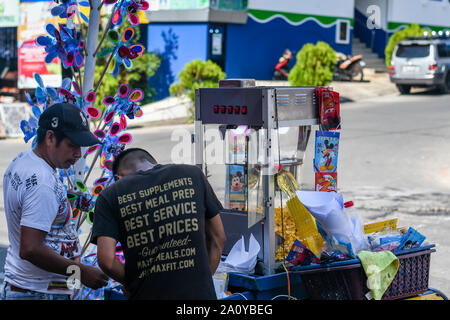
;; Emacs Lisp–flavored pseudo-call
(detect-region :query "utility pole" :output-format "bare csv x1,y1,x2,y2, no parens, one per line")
73,0,102,187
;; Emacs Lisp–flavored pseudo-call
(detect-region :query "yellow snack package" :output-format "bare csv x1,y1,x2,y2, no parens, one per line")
276,170,325,257
364,219,398,234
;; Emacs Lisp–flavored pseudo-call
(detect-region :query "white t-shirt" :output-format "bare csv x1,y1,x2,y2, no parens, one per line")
2,150,81,294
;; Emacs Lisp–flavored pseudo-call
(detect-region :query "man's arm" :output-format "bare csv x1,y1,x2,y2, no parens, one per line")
96,236,126,284
205,215,226,274
20,226,109,290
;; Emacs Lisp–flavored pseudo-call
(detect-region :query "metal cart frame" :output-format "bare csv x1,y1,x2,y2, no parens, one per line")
193,80,320,274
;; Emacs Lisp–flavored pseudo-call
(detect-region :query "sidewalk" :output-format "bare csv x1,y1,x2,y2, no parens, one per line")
131,69,398,128
256,68,398,102
330,69,398,102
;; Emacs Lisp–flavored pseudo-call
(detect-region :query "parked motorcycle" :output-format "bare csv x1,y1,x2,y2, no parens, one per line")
273,49,293,81
334,53,366,82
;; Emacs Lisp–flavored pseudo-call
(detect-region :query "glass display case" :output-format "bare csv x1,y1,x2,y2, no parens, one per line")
194,79,320,274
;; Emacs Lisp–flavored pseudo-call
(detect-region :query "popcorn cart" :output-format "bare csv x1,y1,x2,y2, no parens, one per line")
192,79,448,301
193,79,321,275
104,80,447,301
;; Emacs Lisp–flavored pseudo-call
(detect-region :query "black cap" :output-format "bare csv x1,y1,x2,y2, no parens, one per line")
38,103,101,147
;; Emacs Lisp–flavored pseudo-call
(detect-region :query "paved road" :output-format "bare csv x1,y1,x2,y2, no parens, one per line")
1,89,449,296
337,90,450,296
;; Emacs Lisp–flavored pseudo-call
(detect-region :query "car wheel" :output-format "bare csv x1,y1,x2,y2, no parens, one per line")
396,84,411,94
438,72,450,94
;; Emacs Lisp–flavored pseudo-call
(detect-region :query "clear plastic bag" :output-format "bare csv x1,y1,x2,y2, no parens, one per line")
296,191,368,257
344,202,370,255
367,229,404,252
212,272,229,299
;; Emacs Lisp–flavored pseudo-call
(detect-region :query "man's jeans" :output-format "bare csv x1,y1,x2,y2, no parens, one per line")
0,282,70,300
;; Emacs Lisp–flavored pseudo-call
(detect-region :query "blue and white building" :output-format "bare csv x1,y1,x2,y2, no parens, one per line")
2,1,450,100
355,0,450,59
146,0,355,98
145,0,450,99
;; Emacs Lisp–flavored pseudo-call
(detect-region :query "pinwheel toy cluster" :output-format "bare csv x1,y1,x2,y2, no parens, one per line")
37,24,85,69
19,0,150,300
99,26,145,76
105,0,150,26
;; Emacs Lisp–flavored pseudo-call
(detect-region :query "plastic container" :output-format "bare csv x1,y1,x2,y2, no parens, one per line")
292,244,435,300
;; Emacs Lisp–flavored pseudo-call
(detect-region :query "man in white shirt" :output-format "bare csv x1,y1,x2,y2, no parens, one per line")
0,103,109,300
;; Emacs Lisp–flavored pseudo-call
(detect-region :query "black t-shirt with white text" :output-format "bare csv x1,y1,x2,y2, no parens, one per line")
91,164,223,300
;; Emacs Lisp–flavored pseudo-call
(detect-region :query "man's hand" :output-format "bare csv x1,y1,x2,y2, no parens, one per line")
205,214,226,274
19,226,109,290
80,264,109,290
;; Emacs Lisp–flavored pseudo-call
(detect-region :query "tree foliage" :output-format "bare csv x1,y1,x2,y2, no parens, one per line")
385,24,424,68
288,41,336,87
93,18,161,106
169,59,225,122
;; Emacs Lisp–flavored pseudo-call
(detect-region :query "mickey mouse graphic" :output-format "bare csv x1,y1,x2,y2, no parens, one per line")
320,139,335,171
230,171,243,192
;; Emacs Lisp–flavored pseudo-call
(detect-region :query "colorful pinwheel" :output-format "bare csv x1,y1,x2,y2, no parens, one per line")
69,182,96,221
18,3,152,301
59,78,101,120
102,84,144,129
20,103,40,145
98,26,145,77
83,92,101,121
104,0,150,26
19,75,98,146
56,77,78,104
66,179,107,242
59,24,86,68
34,73,59,108
55,78,99,123
20,74,50,145
37,24,85,69
51,0,90,28
51,0,77,18
94,123,132,169
90,98,133,173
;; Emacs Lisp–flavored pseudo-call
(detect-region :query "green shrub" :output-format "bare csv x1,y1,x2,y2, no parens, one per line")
288,41,336,87
93,19,161,107
169,59,225,122
385,23,424,68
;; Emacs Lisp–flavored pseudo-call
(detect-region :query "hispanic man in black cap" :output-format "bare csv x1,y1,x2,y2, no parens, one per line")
1,103,109,300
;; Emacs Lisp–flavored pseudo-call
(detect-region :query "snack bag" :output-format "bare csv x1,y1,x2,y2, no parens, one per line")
316,87,341,131
315,172,337,192
276,170,325,257
367,230,403,252
286,240,320,267
397,227,426,251
314,130,340,173
364,219,398,234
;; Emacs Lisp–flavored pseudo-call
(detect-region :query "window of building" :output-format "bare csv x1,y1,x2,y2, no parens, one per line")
336,20,350,45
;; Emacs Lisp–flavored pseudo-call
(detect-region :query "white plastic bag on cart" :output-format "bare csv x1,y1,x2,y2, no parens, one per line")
217,234,260,275
212,272,229,299
296,191,368,257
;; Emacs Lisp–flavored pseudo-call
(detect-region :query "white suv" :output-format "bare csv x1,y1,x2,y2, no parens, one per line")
389,36,450,94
